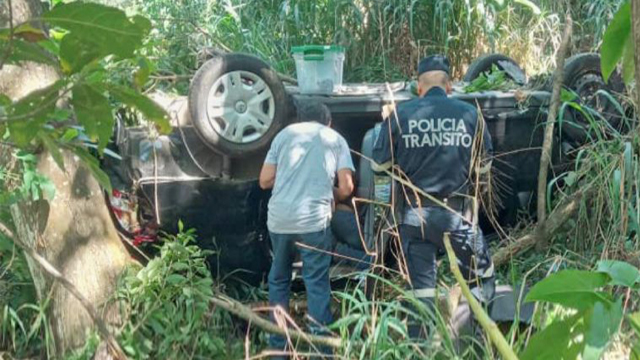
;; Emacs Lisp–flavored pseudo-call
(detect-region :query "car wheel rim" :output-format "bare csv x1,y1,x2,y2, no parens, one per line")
206,70,276,144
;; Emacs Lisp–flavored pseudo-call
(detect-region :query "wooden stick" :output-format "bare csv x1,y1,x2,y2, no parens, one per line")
493,190,584,266
210,294,342,349
443,233,519,360
536,11,573,223
0,222,128,360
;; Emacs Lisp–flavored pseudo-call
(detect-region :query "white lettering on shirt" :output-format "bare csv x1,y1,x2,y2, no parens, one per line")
403,118,473,149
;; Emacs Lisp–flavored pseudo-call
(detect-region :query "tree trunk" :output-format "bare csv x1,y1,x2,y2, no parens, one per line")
1,0,132,356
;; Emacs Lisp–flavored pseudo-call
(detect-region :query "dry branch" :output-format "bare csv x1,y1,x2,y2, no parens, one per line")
210,294,342,349
443,234,519,360
493,190,584,266
537,11,573,223
0,222,128,360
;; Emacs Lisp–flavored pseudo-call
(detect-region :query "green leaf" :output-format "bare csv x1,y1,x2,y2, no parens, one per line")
582,300,623,360
0,94,10,107
60,128,79,143
2,39,57,65
632,343,640,360
109,85,171,134
601,1,631,83
520,315,580,360
71,84,114,152
166,274,187,285
597,260,640,287
70,146,111,192
43,3,151,60
134,57,151,90
59,33,102,74
514,0,541,15
525,270,611,310
622,34,635,85
0,23,46,42
560,89,577,103
7,80,66,146
564,171,577,187
38,132,65,171
628,311,640,335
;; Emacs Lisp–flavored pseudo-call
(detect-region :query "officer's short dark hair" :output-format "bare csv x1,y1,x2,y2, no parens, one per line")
297,101,332,125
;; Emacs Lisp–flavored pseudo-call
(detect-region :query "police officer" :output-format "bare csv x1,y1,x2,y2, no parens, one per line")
371,55,495,338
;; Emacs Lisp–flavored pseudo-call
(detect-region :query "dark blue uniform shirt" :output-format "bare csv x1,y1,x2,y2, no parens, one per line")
372,87,492,197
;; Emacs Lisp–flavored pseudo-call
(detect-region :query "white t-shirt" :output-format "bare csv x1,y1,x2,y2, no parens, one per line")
264,122,355,234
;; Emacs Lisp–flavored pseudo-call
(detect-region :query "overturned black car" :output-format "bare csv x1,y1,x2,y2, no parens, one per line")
102,52,625,283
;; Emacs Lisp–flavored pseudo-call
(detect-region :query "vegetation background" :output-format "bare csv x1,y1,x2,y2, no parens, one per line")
100,0,625,91
2,0,640,359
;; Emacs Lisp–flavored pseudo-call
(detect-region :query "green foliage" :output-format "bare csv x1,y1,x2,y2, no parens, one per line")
525,270,611,310
132,0,586,91
113,227,247,359
600,1,633,84
463,64,516,93
1,1,170,168
0,150,56,204
522,261,639,360
44,3,152,73
0,228,54,358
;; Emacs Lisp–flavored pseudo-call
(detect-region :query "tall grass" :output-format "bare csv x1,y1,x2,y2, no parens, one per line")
127,0,626,92
551,93,640,260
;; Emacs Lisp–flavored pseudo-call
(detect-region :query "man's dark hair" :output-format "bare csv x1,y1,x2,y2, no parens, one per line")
296,100,332,125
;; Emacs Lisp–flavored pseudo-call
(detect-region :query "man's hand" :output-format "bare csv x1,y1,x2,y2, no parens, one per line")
334,169,355,202
259,163,276,189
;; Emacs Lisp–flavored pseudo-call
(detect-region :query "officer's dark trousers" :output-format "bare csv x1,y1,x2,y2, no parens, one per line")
399,204,495,338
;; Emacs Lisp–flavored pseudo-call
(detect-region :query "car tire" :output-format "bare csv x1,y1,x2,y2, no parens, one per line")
559,53,626,144
463,54,527,85
188,53,289,157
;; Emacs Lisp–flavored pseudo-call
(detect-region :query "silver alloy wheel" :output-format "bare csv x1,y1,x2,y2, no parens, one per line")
206,70,275,144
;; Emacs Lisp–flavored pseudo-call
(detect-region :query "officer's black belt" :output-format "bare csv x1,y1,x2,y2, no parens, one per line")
406,193,467,211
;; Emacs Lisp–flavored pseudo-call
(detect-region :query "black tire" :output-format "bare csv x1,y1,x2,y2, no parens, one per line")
559,53,626,144
464,54,527,85
188,53,289,157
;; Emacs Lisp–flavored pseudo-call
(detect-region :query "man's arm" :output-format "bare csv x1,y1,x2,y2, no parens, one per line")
334,169,355,202
259,163,276,189
334,137,356,201
259,132,281,190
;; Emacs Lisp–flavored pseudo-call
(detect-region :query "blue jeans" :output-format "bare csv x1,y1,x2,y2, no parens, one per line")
268,228,333,358
330,210,374,270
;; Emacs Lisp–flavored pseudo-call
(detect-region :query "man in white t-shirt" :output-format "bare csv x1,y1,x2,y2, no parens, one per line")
259,101,355,359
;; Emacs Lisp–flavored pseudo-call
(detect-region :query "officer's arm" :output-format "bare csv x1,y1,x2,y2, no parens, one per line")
334,169,355,202
371,117,396,173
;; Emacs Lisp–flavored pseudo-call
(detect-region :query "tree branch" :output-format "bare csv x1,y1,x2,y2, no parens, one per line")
493,189,584,266
210,294,343,349
443,234,519,360
0,222,128,359
537,11,573,223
